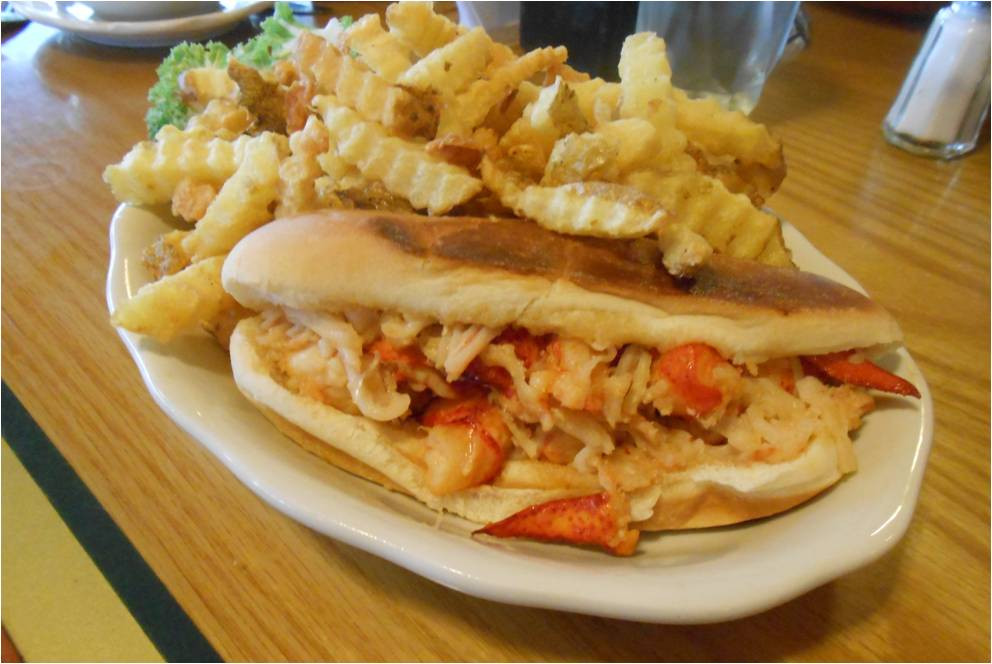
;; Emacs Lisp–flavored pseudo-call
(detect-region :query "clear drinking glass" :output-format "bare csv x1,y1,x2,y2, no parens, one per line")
635,1,804,114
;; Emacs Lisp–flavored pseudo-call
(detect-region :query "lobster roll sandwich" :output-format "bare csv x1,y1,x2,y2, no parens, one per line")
222,210,918,555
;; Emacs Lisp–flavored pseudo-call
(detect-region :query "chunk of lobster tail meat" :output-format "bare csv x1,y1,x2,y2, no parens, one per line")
476,491,640,556
422,398,510,495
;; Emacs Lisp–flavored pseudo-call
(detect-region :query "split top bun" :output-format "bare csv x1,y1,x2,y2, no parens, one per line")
222,210,902,364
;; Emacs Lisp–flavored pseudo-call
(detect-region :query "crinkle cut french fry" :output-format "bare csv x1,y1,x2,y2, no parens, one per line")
386,1,463,57
673,89,783,169
397,27,492,97
439,46,568,135
317,96,482,215
312,40,437,138
624,169,792,266
110,256,232,342
481,156,667,239
276,116,331,218
674,88,786,203
182,132,286,261
592,119,663,175
617,33,687,164
344,13,413,83
103,126,251,206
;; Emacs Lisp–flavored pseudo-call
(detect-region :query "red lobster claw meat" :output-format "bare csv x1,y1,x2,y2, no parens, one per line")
802,351,920,397
475,492,640,556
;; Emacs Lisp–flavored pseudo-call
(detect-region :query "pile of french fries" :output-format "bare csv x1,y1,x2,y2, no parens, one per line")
105,2,792,345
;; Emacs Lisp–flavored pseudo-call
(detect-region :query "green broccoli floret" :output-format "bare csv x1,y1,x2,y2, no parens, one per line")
145,41,229,138
234,1,304,69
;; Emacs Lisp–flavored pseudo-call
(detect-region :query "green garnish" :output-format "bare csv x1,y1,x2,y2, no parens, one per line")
143,3,354,137
145,41,229,138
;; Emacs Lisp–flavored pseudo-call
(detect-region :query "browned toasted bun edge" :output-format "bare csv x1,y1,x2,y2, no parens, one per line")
222,210,903,363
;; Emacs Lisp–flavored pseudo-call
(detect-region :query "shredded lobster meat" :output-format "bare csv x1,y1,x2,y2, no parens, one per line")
250,306,908,517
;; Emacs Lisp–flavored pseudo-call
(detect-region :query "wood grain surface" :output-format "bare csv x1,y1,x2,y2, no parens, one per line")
2,3,989,661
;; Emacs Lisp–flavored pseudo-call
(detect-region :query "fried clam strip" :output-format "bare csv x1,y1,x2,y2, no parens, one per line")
316,96,482,214
307,32,438,138
343,13,413,84
103,126,251,205
182,132,287,261
111,256,234,342
617,32,693,170
481,156,668,239
385,1,463,57
438,45,569,136
625,169,793,267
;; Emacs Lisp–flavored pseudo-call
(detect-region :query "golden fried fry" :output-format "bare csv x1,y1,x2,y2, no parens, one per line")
292,31,328,84
311,39,438,138
482,156,667,238
182,132,287,261
276,116,331,218
344,14,413,83
617,33,689,167
624,169,792,266
385,1,463,57
397,27,492,97
103,127,251,205
673,89,784,169
284,79,314,134
111,256,233,342
317,96,482,214
593,119,666,174
438,46,568,135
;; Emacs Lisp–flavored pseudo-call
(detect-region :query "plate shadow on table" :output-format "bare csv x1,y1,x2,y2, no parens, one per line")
311,514,911,661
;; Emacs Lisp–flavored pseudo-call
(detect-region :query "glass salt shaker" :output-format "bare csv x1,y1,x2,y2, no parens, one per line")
883,1,991,159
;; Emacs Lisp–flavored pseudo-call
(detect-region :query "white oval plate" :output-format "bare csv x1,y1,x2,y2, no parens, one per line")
106,204,932,624
12,1,271,47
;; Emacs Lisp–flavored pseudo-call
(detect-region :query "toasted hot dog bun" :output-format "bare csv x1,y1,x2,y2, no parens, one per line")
222,210,902,364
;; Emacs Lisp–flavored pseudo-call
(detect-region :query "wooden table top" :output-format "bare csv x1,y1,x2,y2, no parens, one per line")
2,3,989,661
